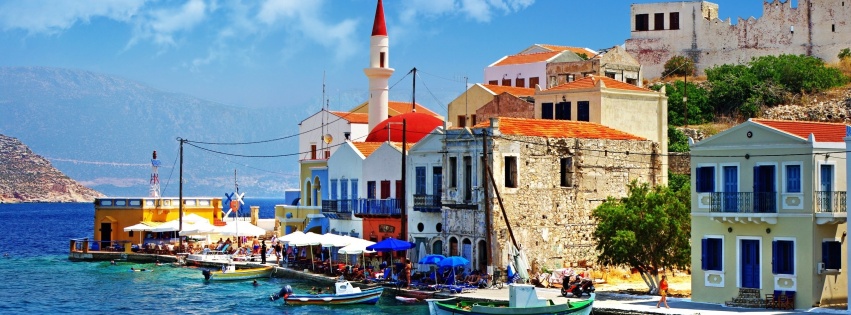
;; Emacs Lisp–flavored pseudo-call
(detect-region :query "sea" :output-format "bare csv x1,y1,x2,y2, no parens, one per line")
0,199,429,315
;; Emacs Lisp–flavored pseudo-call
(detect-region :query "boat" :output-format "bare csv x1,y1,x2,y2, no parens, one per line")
395,296,420,303
186,249,231,266
270,279,384,305
426,284,593,315
202,264,274,281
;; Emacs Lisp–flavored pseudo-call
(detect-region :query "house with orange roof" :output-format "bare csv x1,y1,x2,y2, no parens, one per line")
447,83,535,129
322,141,384,242
689,119,848,309
406,117,662,274
535,75,668,182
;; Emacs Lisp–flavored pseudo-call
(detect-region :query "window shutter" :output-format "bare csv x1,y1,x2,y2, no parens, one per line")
822,241,829,267
701,238,709,270
771,241,778,274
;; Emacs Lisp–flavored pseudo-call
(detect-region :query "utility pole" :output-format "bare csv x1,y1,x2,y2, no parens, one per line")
684,74,688,128
178,137,185,253
400,119,407,243
482,130,492,276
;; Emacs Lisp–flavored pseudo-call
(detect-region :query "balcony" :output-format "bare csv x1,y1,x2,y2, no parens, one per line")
354,198,401,217
321,199,354,220
815,191,847,225
413,194,442,212
708,192,777,224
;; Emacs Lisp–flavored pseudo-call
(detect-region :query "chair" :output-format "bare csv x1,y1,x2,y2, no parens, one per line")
764,293,775,309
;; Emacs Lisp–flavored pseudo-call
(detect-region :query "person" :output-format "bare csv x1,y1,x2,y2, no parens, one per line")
309,286,317,294
253,238,260,255
110,260,116,265
252,280,259,287
656,275,670,309
155,260,162,266
261,241,267,264
274,241,282,265
404,258,412,289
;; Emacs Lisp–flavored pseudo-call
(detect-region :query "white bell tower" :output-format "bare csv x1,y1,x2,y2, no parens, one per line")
364,0,394,131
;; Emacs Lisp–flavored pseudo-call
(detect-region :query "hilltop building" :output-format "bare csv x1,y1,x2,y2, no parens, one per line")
625,0,851,78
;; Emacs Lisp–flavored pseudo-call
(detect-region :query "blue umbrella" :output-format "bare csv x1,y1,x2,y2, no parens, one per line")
365,237,416,252
437,256,469,268
418,254,445,265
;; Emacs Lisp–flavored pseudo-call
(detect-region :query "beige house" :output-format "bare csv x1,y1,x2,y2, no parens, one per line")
690,119,848,309
446,84,534,128
534,75,668,182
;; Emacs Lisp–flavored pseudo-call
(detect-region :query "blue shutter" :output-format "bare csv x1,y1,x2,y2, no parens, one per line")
771,241,778,274
330,179,338,200
701,238,709,270
416,167,426,195
822,241,830,268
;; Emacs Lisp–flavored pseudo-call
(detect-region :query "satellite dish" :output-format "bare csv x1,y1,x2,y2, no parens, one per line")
323,134,333,144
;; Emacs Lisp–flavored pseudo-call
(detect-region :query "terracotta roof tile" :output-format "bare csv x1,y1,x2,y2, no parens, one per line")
751,119,849,143
330,111,369,124
388,142,416,151
351,142,383,157
472,117,645,140
388,101,439,117
548,75,650,92
482,84,535,96
535,44,598,58
494,51,560,66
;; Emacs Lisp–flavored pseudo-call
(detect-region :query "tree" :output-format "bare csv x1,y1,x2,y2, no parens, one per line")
592,181,691,293
656,81,712,125
662,55,695,78
668,126,689,153
838,48,851,60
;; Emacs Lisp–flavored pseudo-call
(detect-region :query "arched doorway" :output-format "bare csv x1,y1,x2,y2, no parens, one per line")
432,239,443,256
477,240,487,272
449,237,459,256
461,238,472,271
312,176,322,206
304,180,312,206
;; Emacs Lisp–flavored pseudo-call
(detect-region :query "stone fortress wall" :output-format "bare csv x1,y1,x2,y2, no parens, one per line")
626,0,851,79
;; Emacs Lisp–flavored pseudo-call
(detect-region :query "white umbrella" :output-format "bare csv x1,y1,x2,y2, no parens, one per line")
178,220,217,236
218,221,266,237
151,213,210,232
123,222,158,232
337,239,376,255
417,242,428,272
278,230,305,244
288,232,323,247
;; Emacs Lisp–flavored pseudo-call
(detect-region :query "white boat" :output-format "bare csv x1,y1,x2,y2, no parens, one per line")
427,284,593,315
186,249,231,265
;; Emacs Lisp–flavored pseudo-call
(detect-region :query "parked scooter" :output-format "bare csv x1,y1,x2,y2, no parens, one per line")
560,275,595,297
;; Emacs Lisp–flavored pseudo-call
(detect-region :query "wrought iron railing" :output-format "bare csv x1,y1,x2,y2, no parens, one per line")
815,191,847,213
413,194,442,212
354,198,401,216
709,192,776,213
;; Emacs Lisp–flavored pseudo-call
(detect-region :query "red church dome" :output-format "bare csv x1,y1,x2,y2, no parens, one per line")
365,112,443,143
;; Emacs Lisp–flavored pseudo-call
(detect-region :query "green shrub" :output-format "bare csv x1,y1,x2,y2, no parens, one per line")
662,55,695,78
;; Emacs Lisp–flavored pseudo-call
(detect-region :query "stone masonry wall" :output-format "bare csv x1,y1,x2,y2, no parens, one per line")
488,135,660,272
475,93,535,124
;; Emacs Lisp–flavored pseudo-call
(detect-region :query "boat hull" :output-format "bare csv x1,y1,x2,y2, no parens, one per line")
426,293,593,315
203,266,274,281
284,287,384,305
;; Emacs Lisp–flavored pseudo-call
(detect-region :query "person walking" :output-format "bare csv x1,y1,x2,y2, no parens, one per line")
274,241,282,265
656,275,670,309
261,241,267,264
404,258,412,289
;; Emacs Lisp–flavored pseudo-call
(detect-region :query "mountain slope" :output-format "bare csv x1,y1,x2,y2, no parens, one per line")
0,134,104,202
0,67,302,197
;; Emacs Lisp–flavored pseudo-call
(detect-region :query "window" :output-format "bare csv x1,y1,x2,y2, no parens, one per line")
471,115,477,125
324,150,330,159
449,157,458,188
432,166,443,196
701,237,722,271
670,12,680,30
457,115,466,128
415,167,426,194
341,179,349,200
541,102,554,119
577,101,590,122
529,77,539,88
560,157,573,187
488,80,498,85
351,179,359,199
330,179,338,200
501,78,511,86
463,156,472,201
555,102,571,120
567,74,575,82
605,72,616,79
635,14,649,31
785,164,801,193
311,144,317,159
833,24,836,32
626,78,638,85
505,156,517,188
772,240,794,275
395,180,403,201
380,180,391,199
367,181,376,199
823,240,842,270
516,78,525,88
548,76,557,88
380,52,386,68
654,13,664,30
695,166,715,192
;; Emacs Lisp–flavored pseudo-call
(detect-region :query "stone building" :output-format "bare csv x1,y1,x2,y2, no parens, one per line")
447,84,535,129
546,45,643,88
626,0,851,79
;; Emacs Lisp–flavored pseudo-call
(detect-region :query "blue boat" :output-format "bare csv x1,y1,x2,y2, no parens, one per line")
271,280,384,305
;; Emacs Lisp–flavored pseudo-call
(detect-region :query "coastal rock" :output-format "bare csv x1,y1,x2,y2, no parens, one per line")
0,134,104,203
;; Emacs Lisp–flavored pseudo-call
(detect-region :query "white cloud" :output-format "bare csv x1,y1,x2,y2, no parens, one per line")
0,0,145,34
399,0,533,23
128,0,208,47
257,0,359,61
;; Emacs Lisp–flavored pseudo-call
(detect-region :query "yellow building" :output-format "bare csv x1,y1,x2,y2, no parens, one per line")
690,119,848,309
93,197,220,248
446,83,534,128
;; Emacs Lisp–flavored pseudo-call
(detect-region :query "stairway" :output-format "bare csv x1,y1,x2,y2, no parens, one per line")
724,288,765,308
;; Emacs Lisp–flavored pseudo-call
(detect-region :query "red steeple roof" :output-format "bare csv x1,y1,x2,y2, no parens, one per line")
371,0,387,36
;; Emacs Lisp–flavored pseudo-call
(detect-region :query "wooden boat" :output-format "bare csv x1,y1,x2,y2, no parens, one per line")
427,284,593,315
270,279,384,305
202,264,274,281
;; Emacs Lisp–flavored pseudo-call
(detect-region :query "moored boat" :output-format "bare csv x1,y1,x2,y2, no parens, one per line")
270,279,384,305
426,284,593,315
202,264,274,281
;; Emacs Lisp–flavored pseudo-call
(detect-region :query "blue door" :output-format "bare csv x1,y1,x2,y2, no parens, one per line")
723,166,738,212
753,165,776,213
820,165,834,212
741,239,760,289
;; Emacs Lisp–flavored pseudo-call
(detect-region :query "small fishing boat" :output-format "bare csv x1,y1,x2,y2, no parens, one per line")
395,296,420,303
427,284,593,315
270,279,384,305
202,264,274,281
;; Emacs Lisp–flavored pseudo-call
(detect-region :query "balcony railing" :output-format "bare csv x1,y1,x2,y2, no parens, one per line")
709,192,777,213
413,194,442,212
815,191,847,213
321,199,356,220
354,198,401,217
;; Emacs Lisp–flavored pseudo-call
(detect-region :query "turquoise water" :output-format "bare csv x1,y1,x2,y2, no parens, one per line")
0,202,428,314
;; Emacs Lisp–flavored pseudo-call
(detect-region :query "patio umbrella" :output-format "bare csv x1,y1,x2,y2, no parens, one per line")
365,237,415,252
418,254,445,265
438,256,470,285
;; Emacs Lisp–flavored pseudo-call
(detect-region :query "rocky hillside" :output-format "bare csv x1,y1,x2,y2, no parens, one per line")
0,134,104,203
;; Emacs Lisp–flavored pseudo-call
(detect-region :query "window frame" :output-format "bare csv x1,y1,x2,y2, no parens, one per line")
635,14,649,31
560,157,574,187
701,235,724,272
669,12,680,30
695,165,716,193
782,162,802,193
577,101,590,122
822,239,842,270
772,237,795,276
504,156,518,188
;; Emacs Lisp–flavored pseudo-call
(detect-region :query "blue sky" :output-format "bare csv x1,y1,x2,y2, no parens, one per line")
0,0,767,116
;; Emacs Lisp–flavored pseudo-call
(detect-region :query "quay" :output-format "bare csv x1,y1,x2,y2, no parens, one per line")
66,247,844,315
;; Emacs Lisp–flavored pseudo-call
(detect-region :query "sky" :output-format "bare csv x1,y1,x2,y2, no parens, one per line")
0,0,770,117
